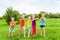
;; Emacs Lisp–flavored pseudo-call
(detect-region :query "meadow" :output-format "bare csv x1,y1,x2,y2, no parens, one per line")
0,18,60,40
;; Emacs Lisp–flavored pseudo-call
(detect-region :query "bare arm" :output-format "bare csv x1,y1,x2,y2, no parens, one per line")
35,18,38,20
10,22,11,28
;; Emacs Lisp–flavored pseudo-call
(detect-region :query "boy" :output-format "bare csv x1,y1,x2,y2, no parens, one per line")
8,17,15,38
40,14,46,37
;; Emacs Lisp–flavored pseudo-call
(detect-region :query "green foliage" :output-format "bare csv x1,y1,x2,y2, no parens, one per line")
25,14,32,18
46,13,60,18
4,7,20,24
35,14,39,18
38,11,60,18
0,17,3,20
2,10,60,25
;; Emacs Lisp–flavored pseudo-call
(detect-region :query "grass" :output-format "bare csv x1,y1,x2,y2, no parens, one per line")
0,18,60,40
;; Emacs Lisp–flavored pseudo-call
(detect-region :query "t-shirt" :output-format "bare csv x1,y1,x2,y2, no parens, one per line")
32,20,36,26
28,20,32,27
10,22,14,28
20,19,25,26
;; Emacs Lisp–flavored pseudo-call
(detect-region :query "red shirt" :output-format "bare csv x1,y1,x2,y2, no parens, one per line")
20,19,25,26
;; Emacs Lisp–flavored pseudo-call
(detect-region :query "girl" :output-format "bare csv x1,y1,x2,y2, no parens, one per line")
8,17,15,38
18,14,26,38
40,14,46,37
27,16,32,38
32,14,37,36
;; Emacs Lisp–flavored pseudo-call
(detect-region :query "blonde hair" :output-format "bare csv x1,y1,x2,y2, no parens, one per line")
11,17,14,21
41,14,45,19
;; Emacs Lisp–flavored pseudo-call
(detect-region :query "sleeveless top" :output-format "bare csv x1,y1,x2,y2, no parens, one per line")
32,20,36,26
10,22,14,28
40,17,46,25
28,20,32,27
20,19,25,26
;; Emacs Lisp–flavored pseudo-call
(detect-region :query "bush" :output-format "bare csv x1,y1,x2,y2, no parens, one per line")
4,7,20,24
0,17,3,20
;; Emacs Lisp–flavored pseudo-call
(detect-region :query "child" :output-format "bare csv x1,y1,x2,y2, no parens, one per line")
8,17,15,38
27,16,32,38
32,14,37,36
40,14,46,37
18,14,26,38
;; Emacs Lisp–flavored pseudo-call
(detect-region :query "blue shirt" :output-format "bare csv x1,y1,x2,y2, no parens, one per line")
40,17,46,25
40,21,45,25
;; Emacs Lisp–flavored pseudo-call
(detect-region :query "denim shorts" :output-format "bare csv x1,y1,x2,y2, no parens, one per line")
28,27,31,31
9,28,14,32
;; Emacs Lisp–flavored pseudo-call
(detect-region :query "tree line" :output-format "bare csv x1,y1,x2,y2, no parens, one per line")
0,7,60,24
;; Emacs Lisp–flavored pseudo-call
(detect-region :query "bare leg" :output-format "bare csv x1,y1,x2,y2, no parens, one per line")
40,27,43,36
18,28,21,38
8,32,11,38
43,27,45,37
28,31,31,38
12,32,14,37
24,27,26,38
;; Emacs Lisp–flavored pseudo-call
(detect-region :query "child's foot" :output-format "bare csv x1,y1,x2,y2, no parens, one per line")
41,34,42,36
24,36,26,38
8,37,10,40
33,35,36,37
44,34,45,37
8,35,10,38
28,34,30,38
11,36,14,39
7,36,10,40
24,35,26,38
12,35,14,38
28,36,29,38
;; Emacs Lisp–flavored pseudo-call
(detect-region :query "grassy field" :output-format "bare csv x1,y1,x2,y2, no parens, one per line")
0,18,60,40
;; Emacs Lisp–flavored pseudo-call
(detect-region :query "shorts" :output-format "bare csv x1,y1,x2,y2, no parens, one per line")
9,28,14,32
40,25,45,27
28,27,31,31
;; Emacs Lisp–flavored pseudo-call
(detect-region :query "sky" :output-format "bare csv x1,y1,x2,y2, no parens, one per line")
0,0,60,17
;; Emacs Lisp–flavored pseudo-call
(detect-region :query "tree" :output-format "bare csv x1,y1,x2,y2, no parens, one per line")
13,10,20,21
4,7,20,24
0,17,2,20
34,14,39,18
